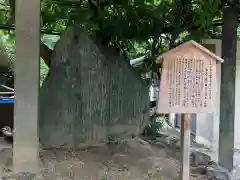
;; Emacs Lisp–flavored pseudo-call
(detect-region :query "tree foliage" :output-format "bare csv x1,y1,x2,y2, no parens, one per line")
41,0,223,61
0,0,228,82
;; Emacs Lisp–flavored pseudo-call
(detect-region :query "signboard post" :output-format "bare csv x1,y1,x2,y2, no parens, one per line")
180,113,191,180
156,40,224,180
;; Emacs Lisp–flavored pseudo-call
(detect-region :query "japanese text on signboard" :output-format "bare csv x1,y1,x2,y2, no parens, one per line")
158,56,216,113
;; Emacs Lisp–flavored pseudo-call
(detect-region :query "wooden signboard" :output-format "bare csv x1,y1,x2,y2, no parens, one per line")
157,40,223,114
156,40,224,180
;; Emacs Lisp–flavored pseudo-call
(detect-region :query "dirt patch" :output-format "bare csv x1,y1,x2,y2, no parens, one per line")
0,138,208,180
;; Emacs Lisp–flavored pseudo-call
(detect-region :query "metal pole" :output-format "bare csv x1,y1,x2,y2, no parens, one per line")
14,0,40,173
180,114,191,180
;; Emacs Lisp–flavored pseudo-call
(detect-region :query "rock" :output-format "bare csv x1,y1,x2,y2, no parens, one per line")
191,166,206,175
206,164,231,180
39,25,149,149
154,129,181,149
2,172,36,180
190,150,211,167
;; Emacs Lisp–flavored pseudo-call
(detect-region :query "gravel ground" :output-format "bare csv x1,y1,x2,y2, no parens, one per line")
0,137,210,180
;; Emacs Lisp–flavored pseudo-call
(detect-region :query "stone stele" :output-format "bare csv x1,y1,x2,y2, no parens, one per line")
39,25,149,149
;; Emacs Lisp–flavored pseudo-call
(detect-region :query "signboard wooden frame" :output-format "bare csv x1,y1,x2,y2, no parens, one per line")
156,40,224,180
156,40,223,114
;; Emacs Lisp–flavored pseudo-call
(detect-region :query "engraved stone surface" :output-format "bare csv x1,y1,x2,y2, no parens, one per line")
39,25,149,149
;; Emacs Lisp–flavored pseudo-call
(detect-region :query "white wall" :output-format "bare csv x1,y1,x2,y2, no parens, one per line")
235,59,240,148
196,39,240,162
196,113,214,148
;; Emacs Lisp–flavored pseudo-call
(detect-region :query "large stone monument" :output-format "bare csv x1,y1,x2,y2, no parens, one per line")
39,25,149,148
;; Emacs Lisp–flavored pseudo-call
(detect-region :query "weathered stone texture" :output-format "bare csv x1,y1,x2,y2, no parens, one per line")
39,25,149,148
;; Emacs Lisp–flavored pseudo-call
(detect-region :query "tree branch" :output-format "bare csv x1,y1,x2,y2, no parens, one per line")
40,41,52,68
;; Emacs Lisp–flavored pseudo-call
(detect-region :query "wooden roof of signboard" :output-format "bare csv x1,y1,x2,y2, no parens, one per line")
156,40,224,64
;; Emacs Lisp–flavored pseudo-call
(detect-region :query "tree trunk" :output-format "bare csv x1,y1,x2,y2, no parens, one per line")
39,25,149,148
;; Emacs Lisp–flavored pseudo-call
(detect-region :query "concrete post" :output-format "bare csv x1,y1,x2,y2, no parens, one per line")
219,5,238,171
14,0,40,173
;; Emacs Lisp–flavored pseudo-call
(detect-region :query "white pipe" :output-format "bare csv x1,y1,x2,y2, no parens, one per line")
169,113,176,127
0,84,14,91
0,92,14,94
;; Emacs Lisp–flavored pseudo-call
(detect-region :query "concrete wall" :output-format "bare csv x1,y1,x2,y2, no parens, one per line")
197,39,240,161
